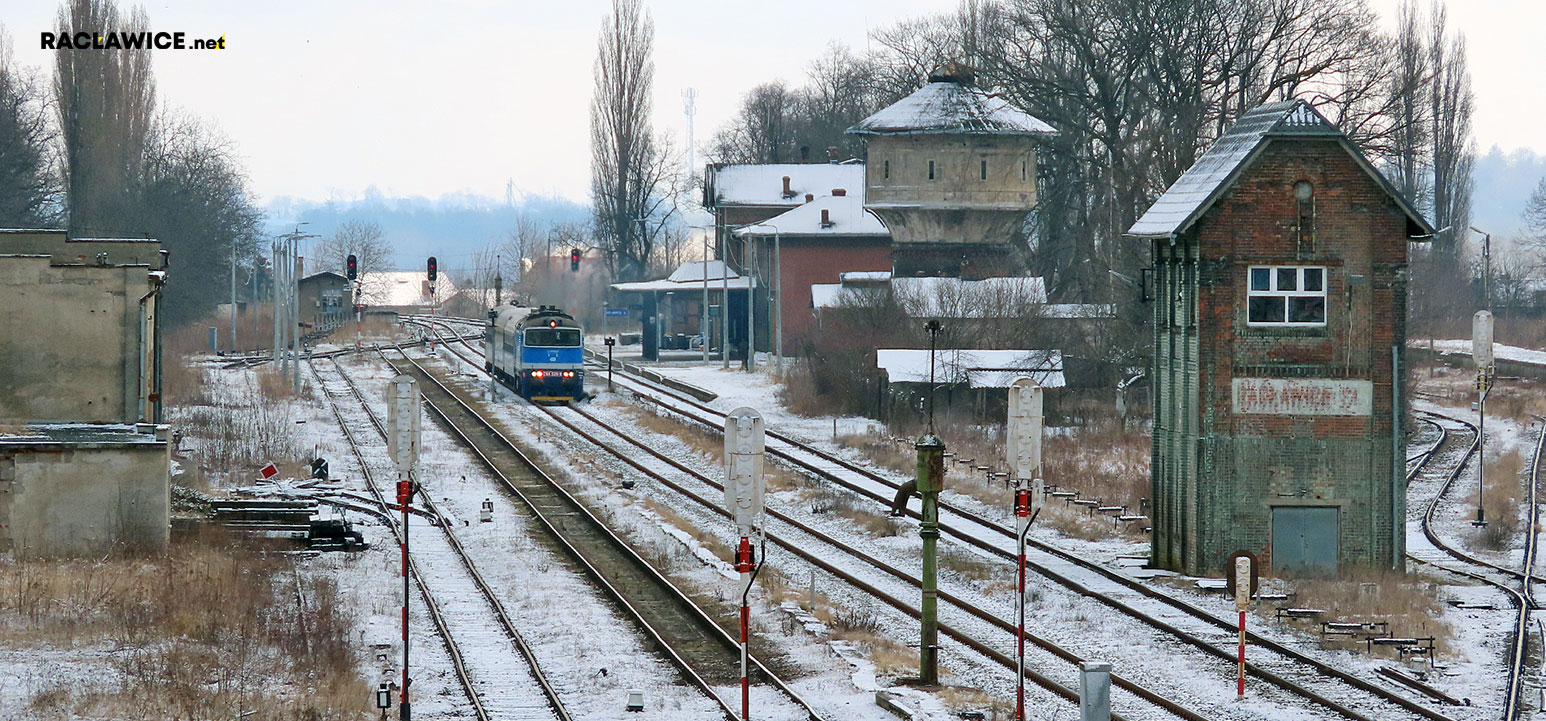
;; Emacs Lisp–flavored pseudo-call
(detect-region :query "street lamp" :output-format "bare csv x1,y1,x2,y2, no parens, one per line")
690,224,714,365
1470,226,1491,312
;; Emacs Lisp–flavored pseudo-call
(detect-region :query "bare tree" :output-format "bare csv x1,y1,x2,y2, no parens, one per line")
54,0,154,234
0,27,61,226
1426,1,1473,257
589,0,668,282
133,113,263,327
1386,0,1429,205
314,220,389,275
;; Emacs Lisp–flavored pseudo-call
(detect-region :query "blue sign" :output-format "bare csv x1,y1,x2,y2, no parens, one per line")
604,308,629,317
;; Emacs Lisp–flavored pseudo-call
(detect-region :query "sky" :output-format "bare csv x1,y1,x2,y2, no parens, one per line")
2,0,1543,209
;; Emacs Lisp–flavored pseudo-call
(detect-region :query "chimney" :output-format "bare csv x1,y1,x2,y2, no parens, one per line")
781,176,793,198
805,193,814,203
826,146,840,163
820,208,834,228
832,188,847,197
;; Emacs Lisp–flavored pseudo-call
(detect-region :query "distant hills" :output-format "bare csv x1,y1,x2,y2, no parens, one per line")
264,189,590,272
263,147,1546,273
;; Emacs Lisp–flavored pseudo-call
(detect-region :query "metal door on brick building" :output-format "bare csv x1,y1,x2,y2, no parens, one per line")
1271,506,1338,574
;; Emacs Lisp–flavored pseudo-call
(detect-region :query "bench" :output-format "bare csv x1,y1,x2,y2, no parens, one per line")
1321,621,1388,639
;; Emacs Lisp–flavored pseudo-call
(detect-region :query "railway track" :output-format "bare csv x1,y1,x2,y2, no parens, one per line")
412,331,1195,720
377,344,826,721
414,318,1463,721
1406,410,1543,719
306,355,570,721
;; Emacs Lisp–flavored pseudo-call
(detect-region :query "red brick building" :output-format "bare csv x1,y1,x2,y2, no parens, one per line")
735,192,892,351
1129,100,1432,576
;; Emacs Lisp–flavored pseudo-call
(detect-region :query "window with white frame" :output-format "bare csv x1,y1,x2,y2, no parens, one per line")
1247,266,1326,326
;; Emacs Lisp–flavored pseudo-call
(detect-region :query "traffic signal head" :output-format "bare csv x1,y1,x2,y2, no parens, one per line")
427,256,438,282
570,248,581,272
346,254,357,280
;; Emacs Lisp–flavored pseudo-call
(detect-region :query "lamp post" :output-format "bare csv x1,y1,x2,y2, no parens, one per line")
917,319,944,686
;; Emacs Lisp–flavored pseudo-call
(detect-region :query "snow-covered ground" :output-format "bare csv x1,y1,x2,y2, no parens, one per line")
1420,338,1546,367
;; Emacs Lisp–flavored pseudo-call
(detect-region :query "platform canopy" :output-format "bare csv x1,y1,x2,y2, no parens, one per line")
610,260,754,293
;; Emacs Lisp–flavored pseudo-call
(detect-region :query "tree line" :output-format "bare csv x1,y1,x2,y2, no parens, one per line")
707,0,1498,358
0,0,263,328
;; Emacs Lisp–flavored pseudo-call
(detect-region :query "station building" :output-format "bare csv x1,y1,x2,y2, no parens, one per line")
1128,101,1432,576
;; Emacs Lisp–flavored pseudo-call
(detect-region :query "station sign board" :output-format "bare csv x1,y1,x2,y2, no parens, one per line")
1232,378,1372,416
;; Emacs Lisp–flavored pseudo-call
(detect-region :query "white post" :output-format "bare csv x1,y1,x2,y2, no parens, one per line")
1079,662,1112,721
724,408,766,721
1006,377,1042,721
1473,310,1494,526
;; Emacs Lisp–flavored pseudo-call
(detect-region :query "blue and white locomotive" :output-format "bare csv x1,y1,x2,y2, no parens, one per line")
485,304,585,403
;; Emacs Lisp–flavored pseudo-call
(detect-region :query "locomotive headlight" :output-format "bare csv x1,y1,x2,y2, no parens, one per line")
531,370,544,378
562,371,574,378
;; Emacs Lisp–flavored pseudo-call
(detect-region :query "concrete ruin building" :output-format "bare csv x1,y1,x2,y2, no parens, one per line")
1128,101,1432,576
0,229,171,556
847,62,1056,278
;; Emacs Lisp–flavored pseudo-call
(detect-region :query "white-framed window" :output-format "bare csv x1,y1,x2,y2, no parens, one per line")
1247,266,1326,326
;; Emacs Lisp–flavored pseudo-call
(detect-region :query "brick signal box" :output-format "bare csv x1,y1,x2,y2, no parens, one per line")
1129,101,1432,576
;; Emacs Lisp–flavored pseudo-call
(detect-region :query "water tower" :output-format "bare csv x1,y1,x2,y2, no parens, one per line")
847,62,1055,278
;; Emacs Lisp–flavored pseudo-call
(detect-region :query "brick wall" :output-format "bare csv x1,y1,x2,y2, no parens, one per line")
1152,137,1411,576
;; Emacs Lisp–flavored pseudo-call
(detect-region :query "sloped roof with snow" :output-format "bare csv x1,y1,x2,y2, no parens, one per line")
732,195,890,238
1128,100,1432,239
811,275,1048,317
848,81,1056,136
704,164,866,209
892,276,1047,317
358,271,458,308
613,260,754,293
876,349,1064,389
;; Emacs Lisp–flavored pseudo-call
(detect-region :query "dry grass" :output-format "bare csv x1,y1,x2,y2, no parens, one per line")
937,685,1009,719
839,418,1151,541
1469,447,1523,551
643,497,733,561
170,366,308,483
0,539,368,718
1270,569,1451,657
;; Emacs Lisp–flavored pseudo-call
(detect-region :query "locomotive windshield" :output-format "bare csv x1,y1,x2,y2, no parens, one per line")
525,327,581,347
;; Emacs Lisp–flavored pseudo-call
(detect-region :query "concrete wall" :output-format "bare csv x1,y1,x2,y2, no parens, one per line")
0,255,159,423
1152,138,1410,576
0,439,170,556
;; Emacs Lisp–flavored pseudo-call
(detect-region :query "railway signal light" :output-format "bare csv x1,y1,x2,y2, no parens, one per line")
570,248,581,272
346,254,358,280
427,256,438,282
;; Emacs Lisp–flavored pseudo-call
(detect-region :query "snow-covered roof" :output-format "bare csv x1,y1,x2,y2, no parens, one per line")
300,270,347,283
841,271,892,282
358,271,458,308
667,260,739,283
848,80,1056,137
892,276,1047,317
704,164,865,209
876,349,1064,389
613,260,754,293
811,275,1049,317
732,195,890,238
1044,303,1116,319
1128,100,1431,239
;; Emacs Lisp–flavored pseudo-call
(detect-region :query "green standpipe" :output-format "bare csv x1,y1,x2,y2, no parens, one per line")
915,433,945,686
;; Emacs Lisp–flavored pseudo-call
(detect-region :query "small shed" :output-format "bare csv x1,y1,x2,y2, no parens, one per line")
297,271,352,331
875,348,1064,422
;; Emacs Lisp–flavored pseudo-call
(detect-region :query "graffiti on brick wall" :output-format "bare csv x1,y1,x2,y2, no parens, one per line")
1232,377,1372,416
